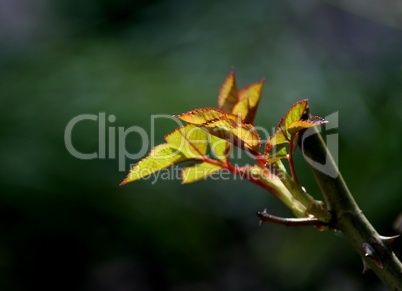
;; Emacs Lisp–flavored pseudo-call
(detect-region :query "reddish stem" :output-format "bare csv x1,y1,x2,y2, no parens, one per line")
201,156,279,197
288,133,300,186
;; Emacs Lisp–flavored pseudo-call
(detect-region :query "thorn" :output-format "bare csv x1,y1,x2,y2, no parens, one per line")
257,209,267,226
393,213,402,233
363,242,374,257
379,234,400,246
362,243,384,269
362,259,371,274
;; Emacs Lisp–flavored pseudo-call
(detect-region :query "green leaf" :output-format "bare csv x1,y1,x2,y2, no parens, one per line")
232,80,264,124
165,124,208,158
181,162,223,183
176,108,238,126
120,144,187,185
218,69,239,113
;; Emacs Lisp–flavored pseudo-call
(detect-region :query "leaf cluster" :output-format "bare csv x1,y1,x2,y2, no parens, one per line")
120,70,329,221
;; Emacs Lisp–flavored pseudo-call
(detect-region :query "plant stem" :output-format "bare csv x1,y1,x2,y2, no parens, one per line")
274,160,331,222
288,134,300,186
257,209,329,227
301,125,402,290
214,160,304,217
253,168,307,217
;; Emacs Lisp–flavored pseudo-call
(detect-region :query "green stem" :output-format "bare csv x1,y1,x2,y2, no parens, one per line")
302,126,402,289
274,161,331,222
275,160,313,207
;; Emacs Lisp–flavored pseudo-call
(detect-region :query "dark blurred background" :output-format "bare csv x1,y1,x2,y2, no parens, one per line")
0,0,401,290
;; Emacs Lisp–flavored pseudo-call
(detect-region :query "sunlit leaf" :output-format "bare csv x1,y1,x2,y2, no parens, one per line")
204,118,261,152
176,108,237,125
218,70,238,113
165,124,208,158
265,128,288,151
209,134,230,162
284,99,308,130
120,144,187,185
264,119,288,156
181,162,223,183
232,80,264,124
266,143,288,164
176,108,260,152
264,118,289,162
287,116,328,135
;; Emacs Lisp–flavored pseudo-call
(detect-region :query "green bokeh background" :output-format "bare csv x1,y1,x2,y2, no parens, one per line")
0,1,401,290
